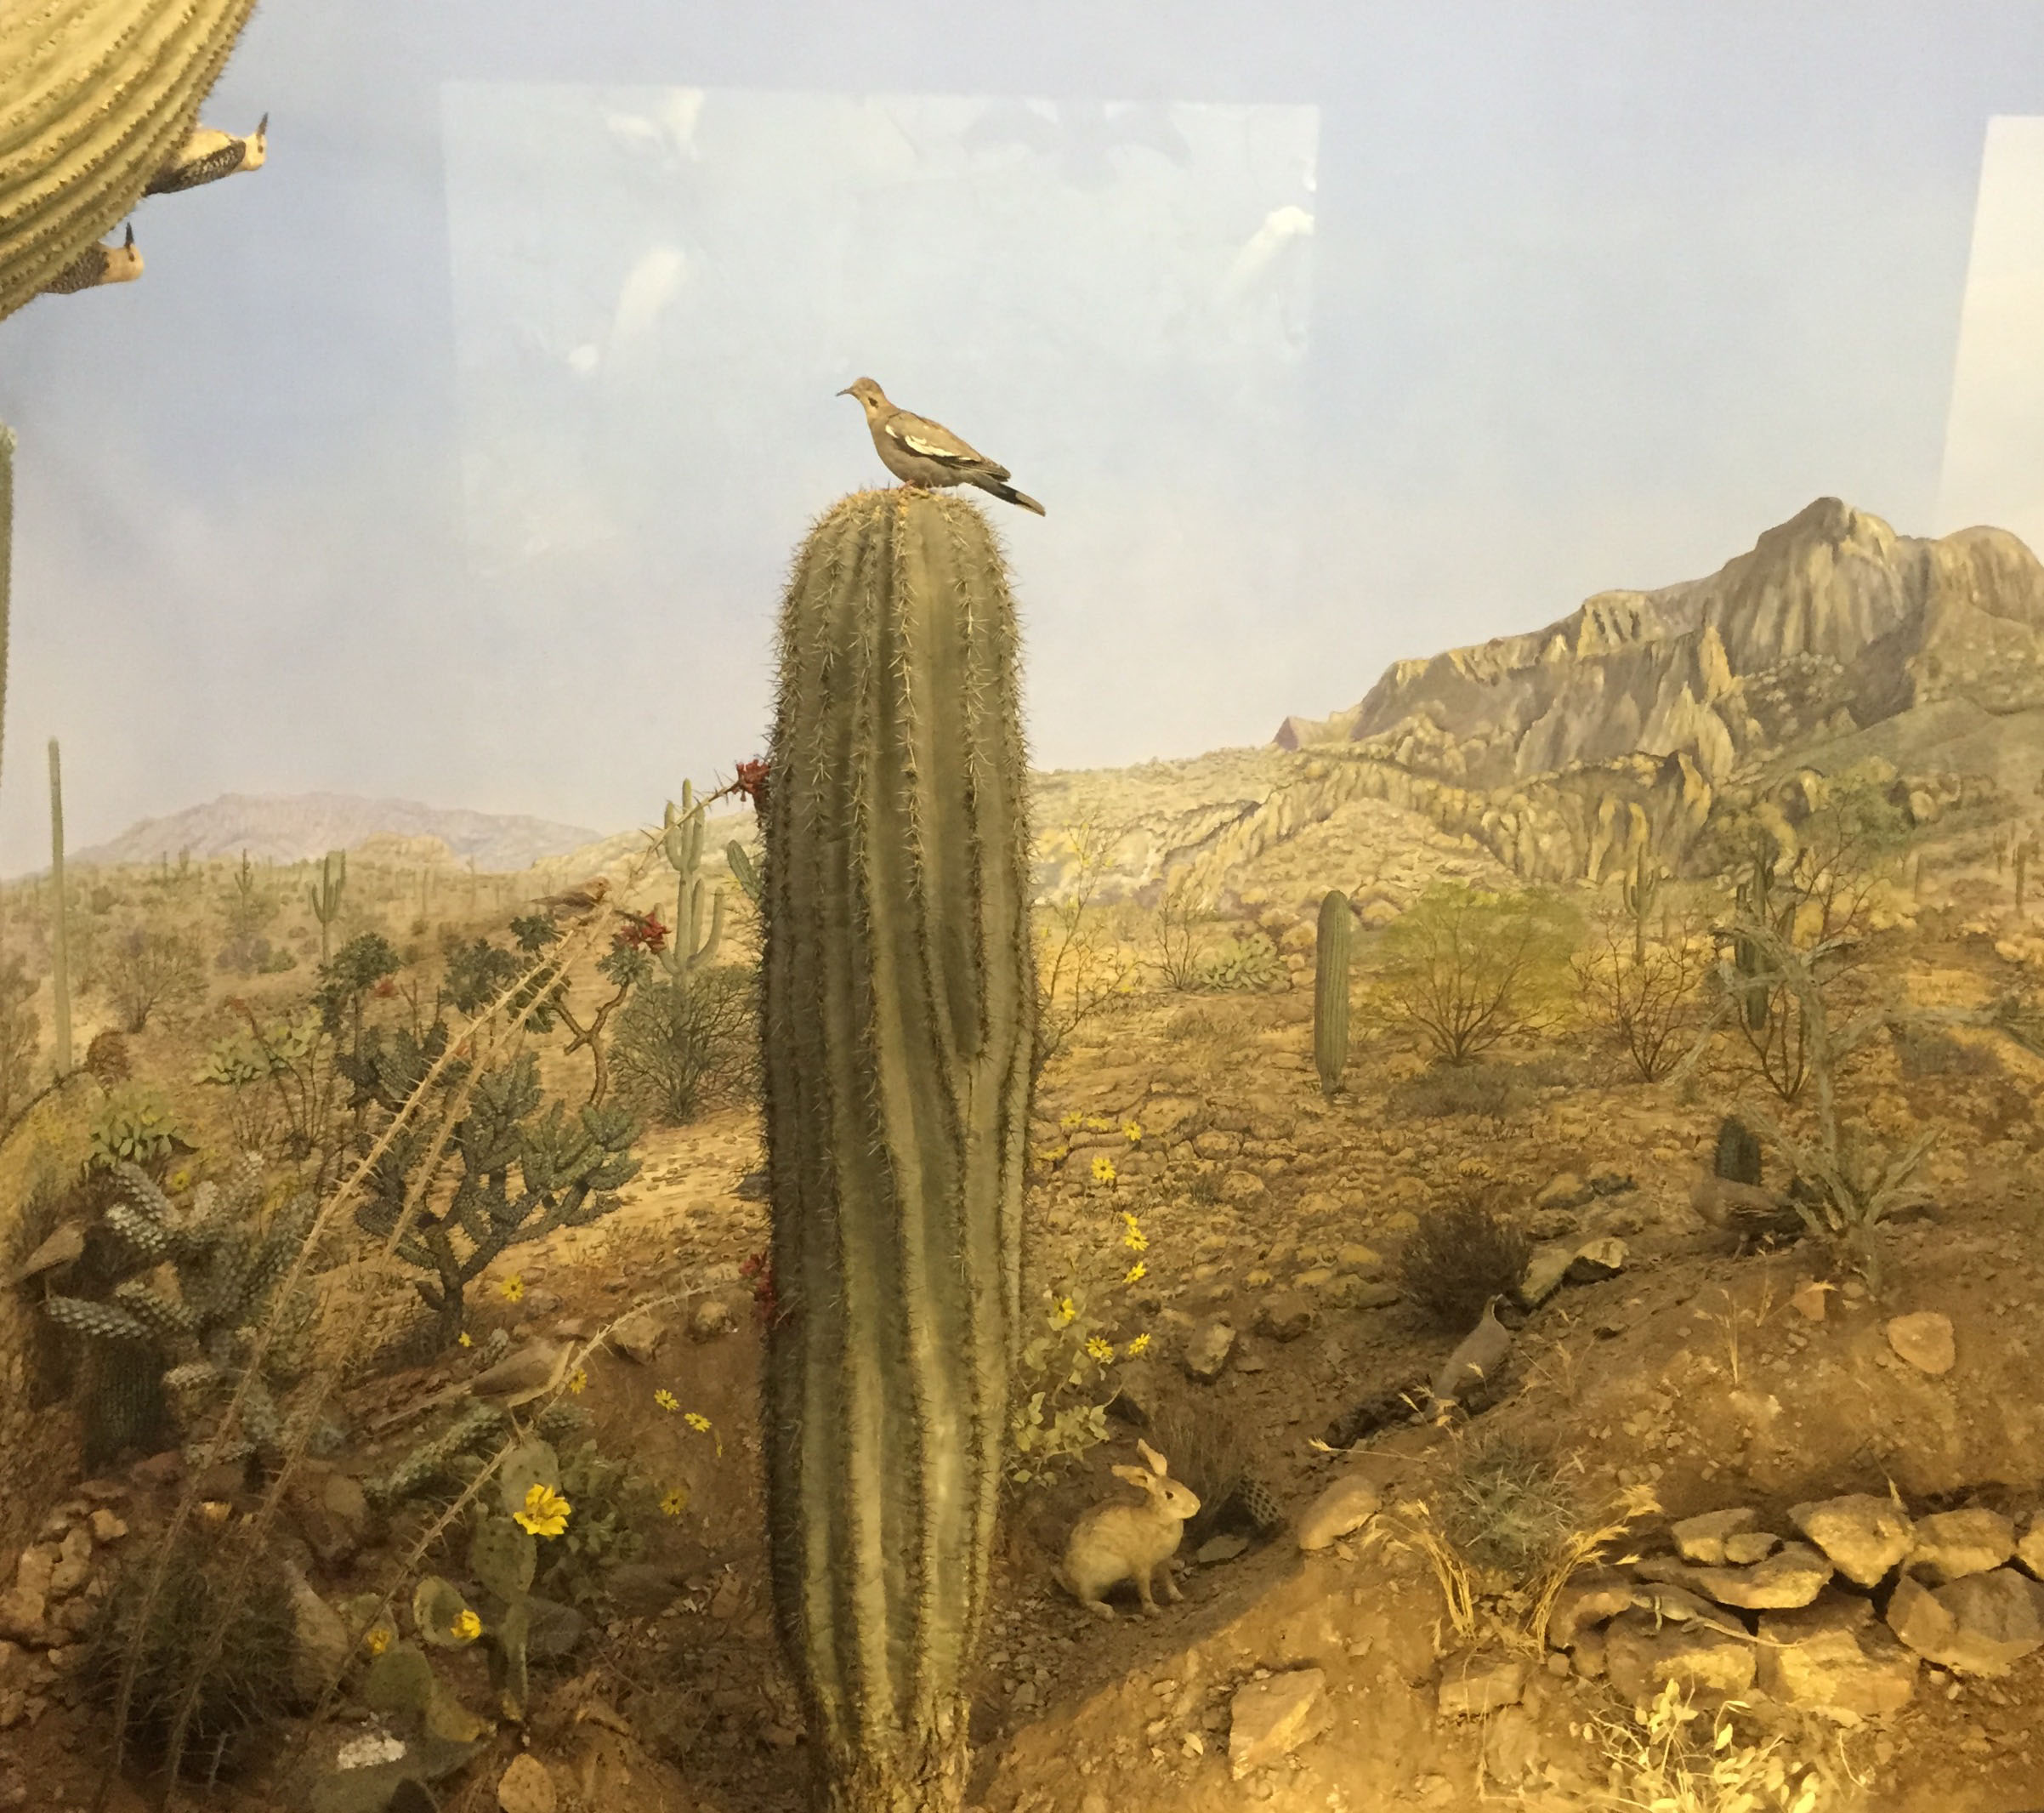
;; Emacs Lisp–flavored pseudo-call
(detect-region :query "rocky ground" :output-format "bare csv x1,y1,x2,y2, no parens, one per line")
1,915,2041,1813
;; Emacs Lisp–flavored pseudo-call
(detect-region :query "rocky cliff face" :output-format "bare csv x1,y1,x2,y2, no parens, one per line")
1279,497,2044,790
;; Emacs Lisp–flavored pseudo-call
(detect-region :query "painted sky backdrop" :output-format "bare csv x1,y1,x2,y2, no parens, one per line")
3,1,2042,873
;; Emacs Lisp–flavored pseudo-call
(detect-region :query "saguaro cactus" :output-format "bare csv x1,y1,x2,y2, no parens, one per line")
0,425,12,810
759,490,1036,1813
1621,841,1661,964
48,736,71,1075
307,849,345,959
0,0,264,320
656,782,725,979
1313,888,1351,1099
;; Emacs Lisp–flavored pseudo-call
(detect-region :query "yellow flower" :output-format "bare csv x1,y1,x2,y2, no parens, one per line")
1122,1122,1142,1144
514,1482,572,1538
499,1275,525,1303
1059,1111,1082,1131
567,1368,588,1395
684,1412,711,1434
1054,1297,1076,1326
1121,1213,1147,1253
364,1625,392,1657
1124,1333,1151,1357
1124,1261,1147,1286
1091,1155,1117,1186
457,1332,473,1348
167,1169,192,1193
1085,1335,1115,1361
452,1609,482,1643
661,1487,689,1518
655,1389,679,1412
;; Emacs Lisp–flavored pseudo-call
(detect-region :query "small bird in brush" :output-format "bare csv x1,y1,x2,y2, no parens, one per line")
838,378,1046,515
534,877,610,919
1689,1166,1805,1247
369,1336,576,1437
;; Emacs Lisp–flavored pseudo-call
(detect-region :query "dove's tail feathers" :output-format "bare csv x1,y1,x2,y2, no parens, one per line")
974,477,1046,516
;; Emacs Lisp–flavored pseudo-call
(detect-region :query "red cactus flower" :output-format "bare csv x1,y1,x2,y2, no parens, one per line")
373,978,398,997
613,910,668,954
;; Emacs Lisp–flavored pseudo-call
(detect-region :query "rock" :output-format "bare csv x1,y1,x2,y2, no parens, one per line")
1515,1242,1577,1310
130,1450,183,1486
47,1528,93,1599
1886,1569,2044,1676
1723,1532,1780,1565
1481,1704,1542,1784
1672,1508,1759,1566
1790,1495,1914,1587
1227,1668,1328,1779
292,1466,372,1568
1547,1570,1643,1649
1181,1320,1236,1383
1295,1476,1383,1552
1534,1172,1593,1211
0,1587,48,1646
1336,1244,1384,1275
1884,1311,1955,1375
12,1548,54,1602
87,1509,127,1544
497,1753,557,1813
1634,1542,1831,1611
1757,1590,1918,1725
688,1299,735,1341
609,1309,667,1365
1195,1534,1250,1566
1334,1278,1402,1310
1909,1509,2015,1585
287,1567,352,1712
1252,1292,1314,1342
1790,1281,1831,1321
1437,1655,1522,1718
1564,1236,1627,1282
1603,1609,1756,1702
2018,1513,2044,1582
1219,1171,1267,1205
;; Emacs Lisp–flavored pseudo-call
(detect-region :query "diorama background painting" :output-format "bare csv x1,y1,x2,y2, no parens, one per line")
2,3,2041,873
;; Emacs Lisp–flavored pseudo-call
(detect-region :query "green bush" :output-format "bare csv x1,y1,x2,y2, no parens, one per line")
1368,884,1579,1065
610,964,757,1125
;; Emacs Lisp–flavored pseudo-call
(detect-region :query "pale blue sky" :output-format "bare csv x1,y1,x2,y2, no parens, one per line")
3,1,2041,872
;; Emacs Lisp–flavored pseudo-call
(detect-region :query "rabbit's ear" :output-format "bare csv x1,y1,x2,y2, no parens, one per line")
1110,1465,1151,1487
1136,1439,1168,1475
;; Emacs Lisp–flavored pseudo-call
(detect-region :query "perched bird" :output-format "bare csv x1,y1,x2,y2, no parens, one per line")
369,1336,576,1437
144,114,268,194
837,378,1045,515
535,877,610,920
39,224,142,296
1430,1296,1513,1415
1689,1166,1804,1246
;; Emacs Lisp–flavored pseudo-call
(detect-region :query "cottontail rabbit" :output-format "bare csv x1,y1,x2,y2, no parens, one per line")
1056,1440,1201,1620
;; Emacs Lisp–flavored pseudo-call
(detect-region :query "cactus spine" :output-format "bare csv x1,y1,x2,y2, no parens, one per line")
1313,889,1351,1099
0,0,263,321
48,736,71,1074
307,849,345,959
656,781,725,979
760,490,1035,1813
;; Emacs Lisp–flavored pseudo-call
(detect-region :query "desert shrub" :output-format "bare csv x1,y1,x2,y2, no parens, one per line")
1198,929,1284,992
1162,1002,1220,1043
0,950,38,1125
101,920,207,1031
1386,1063,1522,1127
1436,1434,1583,1578
1138,1390,1259,1547
1572,905,1715,1082
535,1437,661,1613
82,1521,298,1782
1367,883,1580,1065
86,1086,193,1175
610,964,758,1125
1396,1195,1532,1329
1147,871,1213,992
1032,819,1140,1081
1891,1026,2004,1083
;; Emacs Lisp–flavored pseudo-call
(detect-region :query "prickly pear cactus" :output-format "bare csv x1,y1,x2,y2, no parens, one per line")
1,0,264,320
759,489,1036,1812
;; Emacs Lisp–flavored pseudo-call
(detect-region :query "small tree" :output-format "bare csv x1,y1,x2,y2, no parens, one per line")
217,850,281,974
611,963,757,1124
1147,869,1212,992
1572,902,1714,1083
99,920,206,1032
1031,817,1138,1080
1369,883,1579,1066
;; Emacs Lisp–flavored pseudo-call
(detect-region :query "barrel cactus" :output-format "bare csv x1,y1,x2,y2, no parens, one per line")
759,488,1036,1811
1,0,263,320
1313,888,1351,1099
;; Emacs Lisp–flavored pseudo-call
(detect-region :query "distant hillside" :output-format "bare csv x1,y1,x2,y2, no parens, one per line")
66,793,602,874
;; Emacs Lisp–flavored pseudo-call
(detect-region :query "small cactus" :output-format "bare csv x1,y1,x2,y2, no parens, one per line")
411,1577,480,1649
1313,889,1352,1099
725,840,761,904
307,850,346,962
656,784,726,980
1713,1115,1763,1187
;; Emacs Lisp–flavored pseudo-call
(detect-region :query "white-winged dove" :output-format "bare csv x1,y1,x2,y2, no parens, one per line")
39,225,142,297
145,115,269,194
1430,1295,1513,1413
838,378,1045,515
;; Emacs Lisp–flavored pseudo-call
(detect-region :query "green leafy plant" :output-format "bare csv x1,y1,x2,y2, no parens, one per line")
87,1086,194,1174
1200,928,1284,992
532,1438,661,1613
610,962,757,1125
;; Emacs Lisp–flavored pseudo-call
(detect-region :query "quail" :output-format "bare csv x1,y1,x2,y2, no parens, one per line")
1431,1295,1513,1413
1689,1166,1804,1245
837,378,1045,514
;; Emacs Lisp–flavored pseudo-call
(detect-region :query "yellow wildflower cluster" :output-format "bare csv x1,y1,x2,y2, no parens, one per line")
514,1482,572,1538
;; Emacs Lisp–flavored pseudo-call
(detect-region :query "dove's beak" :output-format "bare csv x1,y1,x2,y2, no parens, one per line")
836,385,853,396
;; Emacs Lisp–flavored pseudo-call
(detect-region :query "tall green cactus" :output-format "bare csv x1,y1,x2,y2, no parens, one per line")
0,0,263,321
48,736,71,1074
760,490,1036,1813
307,848,344,959
1621,841,1661,964
656,781,724,979
1313,888,1351,1099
